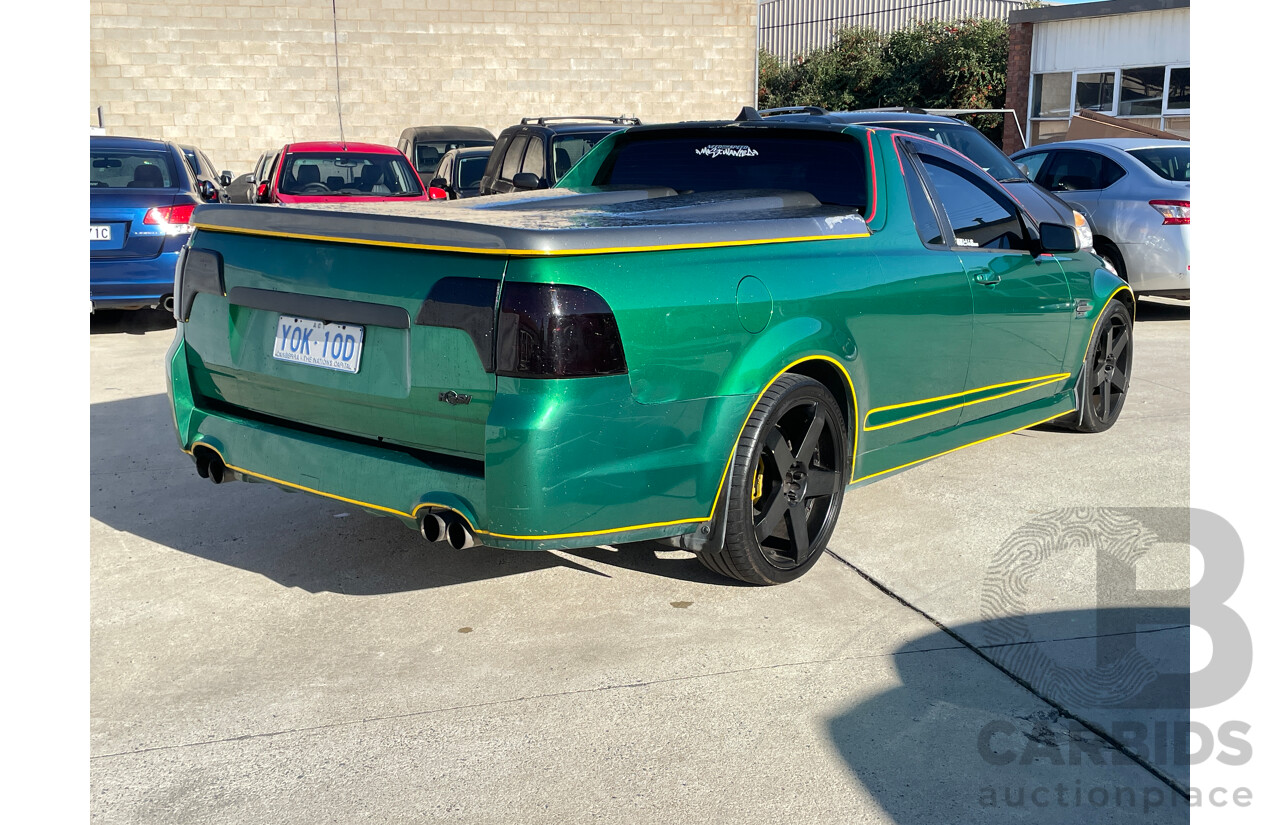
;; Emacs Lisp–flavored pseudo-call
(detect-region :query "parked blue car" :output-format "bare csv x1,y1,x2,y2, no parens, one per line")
91,135,210,312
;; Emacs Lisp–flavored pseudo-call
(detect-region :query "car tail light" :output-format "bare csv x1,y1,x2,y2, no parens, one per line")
143,204,196,235
143,204,196,225
1150,200,1190,225
428,186,449,200
495,282,627,378
174,248,225,322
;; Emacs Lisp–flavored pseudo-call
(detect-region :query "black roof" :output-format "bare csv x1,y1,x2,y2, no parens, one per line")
398,125,495,142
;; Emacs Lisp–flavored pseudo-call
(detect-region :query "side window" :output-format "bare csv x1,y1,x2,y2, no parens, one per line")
1099,156,1126,188
1039,150,1122,192
900,151,945,247
267,154,281,189
919,155,1029,252
1016,151,1051,183
522,136,546,181
501,135,529,182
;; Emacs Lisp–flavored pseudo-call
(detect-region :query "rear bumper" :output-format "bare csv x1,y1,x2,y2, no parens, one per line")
1118,226,1190,295
91,249,181,310
167,333,750,550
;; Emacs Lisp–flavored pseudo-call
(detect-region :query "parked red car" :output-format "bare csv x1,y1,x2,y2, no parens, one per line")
255,141,429,204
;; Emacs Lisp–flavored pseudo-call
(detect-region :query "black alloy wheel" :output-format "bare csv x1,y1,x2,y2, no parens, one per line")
699,374,848,585
1067,299,1133,433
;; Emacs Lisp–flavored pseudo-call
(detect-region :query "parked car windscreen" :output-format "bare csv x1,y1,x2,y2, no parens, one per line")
91,149,179,189
279,152,423,196
593,132,868,210
883,122,1024,182
1126,146,1190,182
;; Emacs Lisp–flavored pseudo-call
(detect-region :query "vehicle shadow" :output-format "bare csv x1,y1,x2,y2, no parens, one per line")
828,608,1190,823
90,393,726,593
90,308,176,335
1134,298,1189,323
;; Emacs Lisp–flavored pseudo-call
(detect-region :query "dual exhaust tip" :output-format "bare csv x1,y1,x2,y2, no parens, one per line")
194,448,228,484
193,446,479,549
419,511,479,550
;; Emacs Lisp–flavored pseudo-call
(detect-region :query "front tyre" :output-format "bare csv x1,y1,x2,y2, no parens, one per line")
698,374,848,585
1066,298,1133,433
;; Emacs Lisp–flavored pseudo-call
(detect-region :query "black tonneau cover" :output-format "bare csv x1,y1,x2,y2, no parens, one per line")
191,187,870,256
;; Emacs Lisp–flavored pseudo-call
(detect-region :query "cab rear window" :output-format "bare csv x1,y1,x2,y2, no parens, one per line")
90,150,178,189
593,132,868,210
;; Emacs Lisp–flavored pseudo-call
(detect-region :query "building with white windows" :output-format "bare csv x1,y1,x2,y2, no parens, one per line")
1003,0,1189,151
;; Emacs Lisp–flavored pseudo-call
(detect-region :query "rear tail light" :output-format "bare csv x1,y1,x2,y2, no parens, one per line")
144,204,196,236
495,282,627,378
1150,200,1190,225
143,204,196,225
174,248,225,322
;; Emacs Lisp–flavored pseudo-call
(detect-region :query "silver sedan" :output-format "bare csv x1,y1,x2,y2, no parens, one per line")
1011,138,1190,299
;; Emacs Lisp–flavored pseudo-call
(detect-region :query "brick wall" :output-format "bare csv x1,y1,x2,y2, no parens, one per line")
89,0,759,172
1002,20,1031,153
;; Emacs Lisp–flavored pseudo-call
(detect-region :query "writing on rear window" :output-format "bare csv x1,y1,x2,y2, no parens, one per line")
696,145,760,159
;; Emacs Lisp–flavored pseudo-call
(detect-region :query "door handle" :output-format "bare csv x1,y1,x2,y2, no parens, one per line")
971,268,1001,286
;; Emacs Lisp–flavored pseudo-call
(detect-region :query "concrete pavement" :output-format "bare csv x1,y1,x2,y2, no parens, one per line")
90,301,1191,823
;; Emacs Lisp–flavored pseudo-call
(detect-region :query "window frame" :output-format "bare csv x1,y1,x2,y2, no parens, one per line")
910,140,1036,256
1026,63,1191,145
894,136,951,250
1163,64,1191,115
1034,148,1128,194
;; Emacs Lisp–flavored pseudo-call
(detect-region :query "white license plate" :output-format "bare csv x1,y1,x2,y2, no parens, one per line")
272,315,364,373
90,225,111,241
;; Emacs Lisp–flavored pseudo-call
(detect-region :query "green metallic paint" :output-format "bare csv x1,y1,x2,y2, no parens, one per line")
167,125,1127,550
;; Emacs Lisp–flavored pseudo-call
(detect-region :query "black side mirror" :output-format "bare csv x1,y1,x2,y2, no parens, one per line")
512,172,543,191
1038,222,1078,254
429,177,448,189
199,179,219,202
220,171,233,186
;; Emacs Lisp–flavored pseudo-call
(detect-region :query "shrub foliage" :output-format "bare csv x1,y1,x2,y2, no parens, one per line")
758,18,1010,136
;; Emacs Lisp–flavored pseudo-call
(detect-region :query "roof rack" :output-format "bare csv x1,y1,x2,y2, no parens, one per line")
758,106,831,117
854,106,930,115
519,116,641,126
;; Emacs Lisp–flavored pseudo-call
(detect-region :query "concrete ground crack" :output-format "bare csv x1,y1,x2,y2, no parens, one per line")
822,547,1190,800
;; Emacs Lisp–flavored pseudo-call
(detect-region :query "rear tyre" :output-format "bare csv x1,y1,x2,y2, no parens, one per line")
697,374,848,585
1063,299,1133,433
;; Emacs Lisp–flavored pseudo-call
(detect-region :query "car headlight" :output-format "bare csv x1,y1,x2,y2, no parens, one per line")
1073,210,1094,252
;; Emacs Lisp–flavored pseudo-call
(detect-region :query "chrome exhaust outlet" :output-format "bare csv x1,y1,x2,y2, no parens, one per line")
194,449,227,484
161,294,175,314
419,512,448,543
445,519,477,550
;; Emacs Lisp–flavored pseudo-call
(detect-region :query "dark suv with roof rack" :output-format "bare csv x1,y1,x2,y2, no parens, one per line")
753,106,1094,252
477,116,640,196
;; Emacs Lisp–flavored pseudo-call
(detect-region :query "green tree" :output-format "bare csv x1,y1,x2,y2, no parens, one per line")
759,17,1010,137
